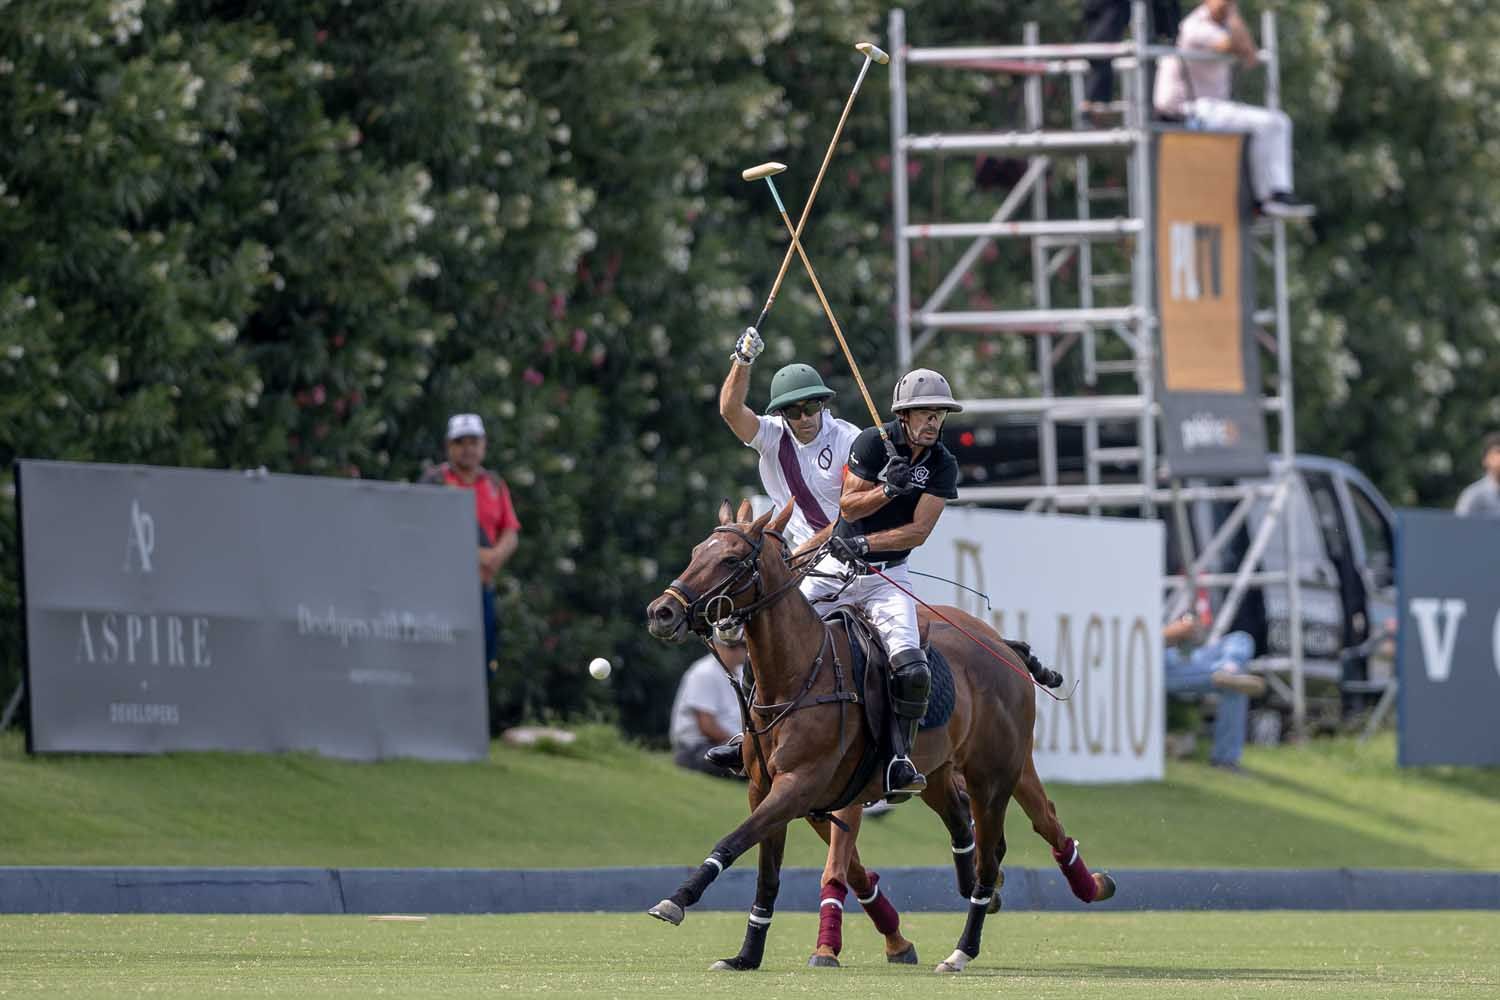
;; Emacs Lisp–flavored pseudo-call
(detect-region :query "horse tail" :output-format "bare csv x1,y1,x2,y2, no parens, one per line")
1005,639,1063,689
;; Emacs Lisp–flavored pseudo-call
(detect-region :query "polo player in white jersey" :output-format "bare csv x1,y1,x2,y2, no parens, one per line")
702,327,862,771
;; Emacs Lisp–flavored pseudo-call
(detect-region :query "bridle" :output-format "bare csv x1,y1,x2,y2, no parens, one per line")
661,525,813,634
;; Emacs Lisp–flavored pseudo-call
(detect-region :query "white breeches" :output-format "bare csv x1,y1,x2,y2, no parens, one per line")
1186,98,1294,202
800,557,921,657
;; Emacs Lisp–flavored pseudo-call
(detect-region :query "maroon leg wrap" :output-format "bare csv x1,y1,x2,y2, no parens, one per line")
856,871,901,936
817,880,848,955
1053,837,1098,903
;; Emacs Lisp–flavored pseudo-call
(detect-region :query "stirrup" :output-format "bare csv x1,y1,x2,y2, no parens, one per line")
704,733,745,774
885,755,926,797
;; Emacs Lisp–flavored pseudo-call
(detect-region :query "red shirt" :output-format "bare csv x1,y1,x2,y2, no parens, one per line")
438,464,521,549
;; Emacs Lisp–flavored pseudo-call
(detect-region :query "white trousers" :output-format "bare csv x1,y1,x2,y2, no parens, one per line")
1186,98,1293,203
800,557,921,657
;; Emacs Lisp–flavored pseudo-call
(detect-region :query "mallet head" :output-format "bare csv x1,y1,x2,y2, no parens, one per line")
855,42,890,65
741,161,788,182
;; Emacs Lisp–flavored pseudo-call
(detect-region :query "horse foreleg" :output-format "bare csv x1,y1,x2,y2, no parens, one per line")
710,824,786,971
1012,755,1116,904
937,790,1010,975
648,774,814,926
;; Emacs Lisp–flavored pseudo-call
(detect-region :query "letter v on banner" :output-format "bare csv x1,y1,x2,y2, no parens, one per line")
1408,598,1467,682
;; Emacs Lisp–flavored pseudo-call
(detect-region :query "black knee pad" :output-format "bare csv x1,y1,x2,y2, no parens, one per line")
890,648,931,714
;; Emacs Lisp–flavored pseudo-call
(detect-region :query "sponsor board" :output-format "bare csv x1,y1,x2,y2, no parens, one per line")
1396,509,1500,766
17,460,487,761
911,507,1164,782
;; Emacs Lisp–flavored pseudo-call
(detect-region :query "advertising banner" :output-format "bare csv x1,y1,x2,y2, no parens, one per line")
1154,130,1269,478
1396,509,1500,766
911,508,1164,782
18,460,488,761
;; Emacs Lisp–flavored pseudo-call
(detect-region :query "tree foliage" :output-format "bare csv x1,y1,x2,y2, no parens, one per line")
2,0,1496,737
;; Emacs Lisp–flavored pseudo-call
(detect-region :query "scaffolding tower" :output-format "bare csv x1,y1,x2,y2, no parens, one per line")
889,3,1316,737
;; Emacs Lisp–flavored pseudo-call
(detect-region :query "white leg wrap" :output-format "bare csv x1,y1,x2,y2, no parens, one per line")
703,857,724,874
940,948,972,972
951,841,975,855
856,886,880,905
747,913,772,926
819,898,844,910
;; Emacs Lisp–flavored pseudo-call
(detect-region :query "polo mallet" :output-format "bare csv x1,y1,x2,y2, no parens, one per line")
742,160,893,453
742,41,889,340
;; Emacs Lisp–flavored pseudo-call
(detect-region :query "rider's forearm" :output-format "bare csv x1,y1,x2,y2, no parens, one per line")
719,360,751,417
863,522,930,554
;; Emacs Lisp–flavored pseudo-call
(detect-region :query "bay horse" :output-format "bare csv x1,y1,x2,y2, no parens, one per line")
645,500,1115,974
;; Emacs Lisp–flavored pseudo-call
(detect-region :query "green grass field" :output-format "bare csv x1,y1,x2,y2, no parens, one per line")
3,912,1497,999
3,728,1499,870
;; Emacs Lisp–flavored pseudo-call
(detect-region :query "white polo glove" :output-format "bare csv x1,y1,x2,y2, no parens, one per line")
732,326,764,365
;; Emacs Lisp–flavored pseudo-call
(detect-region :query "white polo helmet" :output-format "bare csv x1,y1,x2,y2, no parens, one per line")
891,368,963,413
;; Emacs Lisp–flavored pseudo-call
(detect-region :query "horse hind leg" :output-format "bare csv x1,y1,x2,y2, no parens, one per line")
1012,755,1116,903
711,825,787,971
920,764,977,902
806,811,917,965
936,789,1009,974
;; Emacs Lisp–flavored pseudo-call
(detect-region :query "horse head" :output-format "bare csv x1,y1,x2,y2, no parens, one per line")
646,499,794,643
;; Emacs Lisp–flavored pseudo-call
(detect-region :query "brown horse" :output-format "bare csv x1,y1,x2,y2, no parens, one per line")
645,501,1115,974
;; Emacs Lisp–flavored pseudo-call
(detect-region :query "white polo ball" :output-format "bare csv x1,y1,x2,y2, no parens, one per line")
588,657,612,680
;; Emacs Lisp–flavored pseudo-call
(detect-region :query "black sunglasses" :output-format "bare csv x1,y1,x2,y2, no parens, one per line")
780,400,824,420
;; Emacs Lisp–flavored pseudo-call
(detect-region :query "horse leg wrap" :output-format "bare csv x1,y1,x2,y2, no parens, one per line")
673,850,732,909
956,883,994,960
856,872,901,936
737,904,773,967
1053,837,1098,903
816,880,848,955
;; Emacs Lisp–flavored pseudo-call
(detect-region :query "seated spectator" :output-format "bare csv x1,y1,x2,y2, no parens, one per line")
1455,432,1500,518
669,636,748,779
1153,0,1311,218
1163,614,1265,772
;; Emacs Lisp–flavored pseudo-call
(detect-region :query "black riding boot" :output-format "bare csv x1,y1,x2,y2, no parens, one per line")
704,732,745,775
885,648,931,800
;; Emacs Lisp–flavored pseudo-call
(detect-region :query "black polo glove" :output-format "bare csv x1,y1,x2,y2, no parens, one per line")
830,534,871,565
880,456,915,497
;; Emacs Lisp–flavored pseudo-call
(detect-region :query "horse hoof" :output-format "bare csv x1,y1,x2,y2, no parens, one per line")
710,957,755,972
935,949,972,974
807,954,840,968
887,944,919,965
1094,872,1117,902
986,894,1002,915
647,900,684,925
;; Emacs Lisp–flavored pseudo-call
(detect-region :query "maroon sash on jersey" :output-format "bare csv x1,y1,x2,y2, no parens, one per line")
777,430,831,531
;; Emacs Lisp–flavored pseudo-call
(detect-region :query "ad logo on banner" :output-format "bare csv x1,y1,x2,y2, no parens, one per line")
124,499,155,573
1398,510,1500,766
912,508,1164,783
1153,130,1269,478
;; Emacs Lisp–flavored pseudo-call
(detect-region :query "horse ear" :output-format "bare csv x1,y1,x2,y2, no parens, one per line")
736,498,753,523
748,505,776,535
717,498,734,526
769,500,794,535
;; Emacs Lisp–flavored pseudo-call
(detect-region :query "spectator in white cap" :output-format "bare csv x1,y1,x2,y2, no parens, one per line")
421,413,521,702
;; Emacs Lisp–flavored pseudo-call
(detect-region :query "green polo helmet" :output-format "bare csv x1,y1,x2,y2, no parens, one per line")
766,363,836,413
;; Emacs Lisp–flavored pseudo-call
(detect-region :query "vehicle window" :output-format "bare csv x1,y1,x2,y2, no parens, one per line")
1348,485,1394,576
1303,472,1351,562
